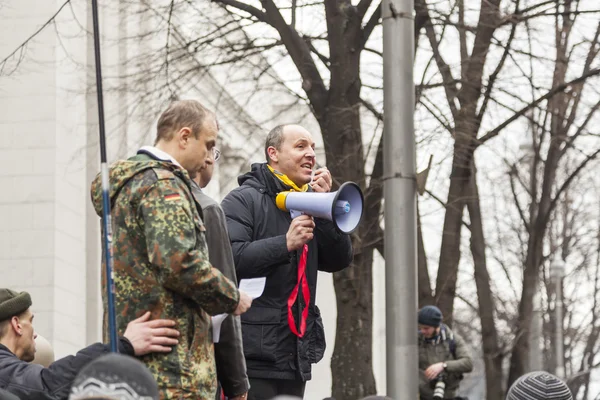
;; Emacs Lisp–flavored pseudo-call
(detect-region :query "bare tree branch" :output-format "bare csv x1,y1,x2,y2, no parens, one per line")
211,0,270,24
476,9,519,125
417,0,459,118
477,68,600,145
361,4,381,48
545,148,600,229
0,0,72,75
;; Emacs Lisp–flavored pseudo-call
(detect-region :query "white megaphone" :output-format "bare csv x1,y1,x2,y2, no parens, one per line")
275,182,364,234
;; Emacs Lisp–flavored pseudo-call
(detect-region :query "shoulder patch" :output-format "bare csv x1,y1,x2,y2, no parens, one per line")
153,168,176,181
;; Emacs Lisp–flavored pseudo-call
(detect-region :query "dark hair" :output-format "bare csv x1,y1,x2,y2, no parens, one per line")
155,100,212,144
264,125,287,162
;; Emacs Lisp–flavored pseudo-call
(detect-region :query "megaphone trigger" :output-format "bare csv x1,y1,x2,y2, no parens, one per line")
275,182,364,234
290,209,304,219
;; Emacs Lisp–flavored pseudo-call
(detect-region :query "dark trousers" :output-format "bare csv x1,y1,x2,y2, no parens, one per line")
247,378,306,400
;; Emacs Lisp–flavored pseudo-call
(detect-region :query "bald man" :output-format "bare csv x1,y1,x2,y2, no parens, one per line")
221,124,353,399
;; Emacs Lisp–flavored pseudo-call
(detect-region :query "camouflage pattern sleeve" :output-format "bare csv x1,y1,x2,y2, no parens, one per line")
138,177,240,315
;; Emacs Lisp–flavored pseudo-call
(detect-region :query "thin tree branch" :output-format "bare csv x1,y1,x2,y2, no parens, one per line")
417,0,459,118
477,68,600,144
0,0,72,73
476,7,519,125
211,0,270,23
361,4,381,48
545,148,600,228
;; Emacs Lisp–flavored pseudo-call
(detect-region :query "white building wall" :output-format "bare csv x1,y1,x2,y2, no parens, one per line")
0,0,90,357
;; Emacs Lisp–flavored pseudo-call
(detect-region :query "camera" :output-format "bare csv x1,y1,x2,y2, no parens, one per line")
432,372,446,400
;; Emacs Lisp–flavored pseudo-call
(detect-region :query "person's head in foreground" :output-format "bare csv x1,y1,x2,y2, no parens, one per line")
506,371,572,400
359,396,394,400
69,353,159,400
0,289,37,362
0,388,19,400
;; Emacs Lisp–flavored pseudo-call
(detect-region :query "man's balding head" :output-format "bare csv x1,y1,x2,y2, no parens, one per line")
264,124,316,187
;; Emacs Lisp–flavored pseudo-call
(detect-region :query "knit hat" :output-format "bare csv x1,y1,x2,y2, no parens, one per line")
0,388,20,400
0,289,32,321
69,354,159,400
506,371,572,400
418,305,442,327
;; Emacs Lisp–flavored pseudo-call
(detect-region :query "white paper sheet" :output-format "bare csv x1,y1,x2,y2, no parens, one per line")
212,314,228,343
239,277,266,299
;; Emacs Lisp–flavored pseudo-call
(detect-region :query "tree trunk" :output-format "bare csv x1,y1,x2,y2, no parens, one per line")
325,109,377,397
331,246,377,399
321,3,377,397
434,125,475,323
467,165,504,400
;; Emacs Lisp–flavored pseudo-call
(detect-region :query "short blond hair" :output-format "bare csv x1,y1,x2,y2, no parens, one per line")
155,100,213,143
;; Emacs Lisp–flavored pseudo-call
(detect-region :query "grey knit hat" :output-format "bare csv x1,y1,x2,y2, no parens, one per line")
418,305,442,327
69,353,159,400
0,289,32,321
506,371,572,400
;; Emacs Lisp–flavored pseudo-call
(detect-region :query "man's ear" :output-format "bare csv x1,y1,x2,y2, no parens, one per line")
177,127,193,148
10,316,21,336
267,146,278,163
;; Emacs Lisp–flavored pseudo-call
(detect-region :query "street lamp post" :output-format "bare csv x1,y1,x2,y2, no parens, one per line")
550,259,566,379
382,0,418,397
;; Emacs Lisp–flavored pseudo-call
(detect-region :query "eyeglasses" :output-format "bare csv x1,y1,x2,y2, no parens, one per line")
213,148,221,162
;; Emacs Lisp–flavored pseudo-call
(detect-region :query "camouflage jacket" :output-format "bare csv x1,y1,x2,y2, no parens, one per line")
91,153,240,400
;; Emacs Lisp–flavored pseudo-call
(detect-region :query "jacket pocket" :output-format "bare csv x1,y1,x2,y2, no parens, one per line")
308,305,326,364
240,306,280,363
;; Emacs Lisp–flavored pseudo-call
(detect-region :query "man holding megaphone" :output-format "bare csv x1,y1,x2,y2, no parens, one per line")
222,124,357,400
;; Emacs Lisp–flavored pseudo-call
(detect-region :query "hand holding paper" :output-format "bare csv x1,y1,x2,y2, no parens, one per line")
212,277,266,343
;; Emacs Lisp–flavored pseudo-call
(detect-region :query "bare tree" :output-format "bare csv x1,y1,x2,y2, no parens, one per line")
417,0,600,397
5,0,600,398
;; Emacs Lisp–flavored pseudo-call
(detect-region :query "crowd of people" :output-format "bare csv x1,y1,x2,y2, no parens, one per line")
0,100,575,400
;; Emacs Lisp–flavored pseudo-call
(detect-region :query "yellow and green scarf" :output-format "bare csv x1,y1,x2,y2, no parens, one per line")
267,165,309,193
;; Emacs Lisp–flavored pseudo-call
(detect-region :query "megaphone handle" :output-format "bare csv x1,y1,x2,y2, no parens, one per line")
290,209,303,219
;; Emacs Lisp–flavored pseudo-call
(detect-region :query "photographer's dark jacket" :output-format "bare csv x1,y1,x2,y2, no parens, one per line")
221,163,353,381
0,338,134,400
418,325,473,399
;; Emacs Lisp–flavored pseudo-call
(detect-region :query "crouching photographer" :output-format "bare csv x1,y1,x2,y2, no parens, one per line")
418,306,473,400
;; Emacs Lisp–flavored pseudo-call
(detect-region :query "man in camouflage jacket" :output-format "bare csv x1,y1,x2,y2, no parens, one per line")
91,100,252,400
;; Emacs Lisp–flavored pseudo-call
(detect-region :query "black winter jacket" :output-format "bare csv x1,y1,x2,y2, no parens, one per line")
221,163,353,381
0,338,134,399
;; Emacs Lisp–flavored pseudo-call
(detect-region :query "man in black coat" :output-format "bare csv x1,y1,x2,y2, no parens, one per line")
0,288,179,399
221,124,354,399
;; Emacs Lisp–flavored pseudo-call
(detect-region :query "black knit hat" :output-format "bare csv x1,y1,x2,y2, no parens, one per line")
69,353,159,400
418,305,442,327
0,289,32,322
506,371,572,400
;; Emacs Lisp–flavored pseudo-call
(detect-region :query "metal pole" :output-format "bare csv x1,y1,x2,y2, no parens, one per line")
382,0,417,398
91,0,119,352
555,272,564,378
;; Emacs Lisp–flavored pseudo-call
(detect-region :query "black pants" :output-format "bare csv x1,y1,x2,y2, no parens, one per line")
247,378,306,400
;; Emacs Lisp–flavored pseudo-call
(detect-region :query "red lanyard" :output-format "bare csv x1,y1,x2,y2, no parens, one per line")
287,244,310,337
